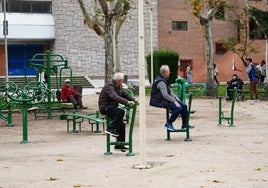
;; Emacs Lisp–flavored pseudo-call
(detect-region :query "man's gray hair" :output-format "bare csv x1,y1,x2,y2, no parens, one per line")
160,65,170,75
113,72,125,81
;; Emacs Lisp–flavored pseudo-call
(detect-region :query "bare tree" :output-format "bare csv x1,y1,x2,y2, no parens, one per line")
77,0,132,83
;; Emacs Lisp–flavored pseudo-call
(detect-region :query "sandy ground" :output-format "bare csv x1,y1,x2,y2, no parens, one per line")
0,93,268,188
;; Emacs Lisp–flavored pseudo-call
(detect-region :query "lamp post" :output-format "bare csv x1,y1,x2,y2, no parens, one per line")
3,0,9,82
133,0,151,169
150,4,153,85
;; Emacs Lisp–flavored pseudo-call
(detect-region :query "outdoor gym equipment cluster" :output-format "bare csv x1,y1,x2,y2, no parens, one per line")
0,51,72,143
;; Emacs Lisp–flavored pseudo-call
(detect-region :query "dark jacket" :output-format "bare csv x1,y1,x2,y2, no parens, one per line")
227,78,244,90
98,80,135,114
149,75,171,108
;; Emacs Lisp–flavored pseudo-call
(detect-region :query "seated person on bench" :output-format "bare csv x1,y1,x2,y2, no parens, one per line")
61,79,83,109
226,74,244,101
149,65,194,131
98,72,136,152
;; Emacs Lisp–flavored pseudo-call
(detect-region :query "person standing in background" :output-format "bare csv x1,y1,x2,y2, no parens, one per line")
260,60,266,85
186,64,192,84
246,58,259,102
213,63,219,85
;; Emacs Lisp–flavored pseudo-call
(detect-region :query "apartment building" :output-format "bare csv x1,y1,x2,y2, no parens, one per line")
0,0,266,83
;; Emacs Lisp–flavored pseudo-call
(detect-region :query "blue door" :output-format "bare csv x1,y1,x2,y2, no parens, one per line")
8,44,44,76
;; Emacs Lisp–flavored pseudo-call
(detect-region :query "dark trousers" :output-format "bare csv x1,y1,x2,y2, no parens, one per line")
105,106,126,142
214,76,219,84
168,99,188,126
227,87,233,99
67,93,82,107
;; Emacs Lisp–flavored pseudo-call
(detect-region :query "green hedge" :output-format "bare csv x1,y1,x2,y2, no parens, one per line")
143,84,268,100
146,49,179,84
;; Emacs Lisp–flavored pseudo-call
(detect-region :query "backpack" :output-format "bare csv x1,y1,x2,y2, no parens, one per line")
253,65,261,79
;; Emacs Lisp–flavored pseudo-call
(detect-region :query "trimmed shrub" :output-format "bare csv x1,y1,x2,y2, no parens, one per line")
146,49,179,84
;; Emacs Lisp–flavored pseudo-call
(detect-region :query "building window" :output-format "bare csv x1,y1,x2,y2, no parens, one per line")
249,17,265,40
172,21,188,31
1,0,52,14
215,42,228,55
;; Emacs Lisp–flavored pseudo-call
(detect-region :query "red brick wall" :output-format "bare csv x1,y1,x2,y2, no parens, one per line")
158,0,266,83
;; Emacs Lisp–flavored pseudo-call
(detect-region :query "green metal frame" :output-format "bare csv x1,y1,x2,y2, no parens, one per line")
0,82,14,127
218,88,237,127
166,78,205,141
60,111,106,133
87,110,105,133
173,78,207,102
3,81,48,143
104,101,138,156
28,50,72,119
166,94,193,141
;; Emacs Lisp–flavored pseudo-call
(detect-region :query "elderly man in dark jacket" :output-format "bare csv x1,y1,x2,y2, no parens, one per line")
150,65,194,131
99,72,135,151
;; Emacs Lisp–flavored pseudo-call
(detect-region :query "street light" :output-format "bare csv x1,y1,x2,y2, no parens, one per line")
150,4,153,86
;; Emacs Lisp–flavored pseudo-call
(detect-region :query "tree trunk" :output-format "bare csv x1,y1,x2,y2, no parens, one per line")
204,20,217,97
114,26,121,72
104,16,115,84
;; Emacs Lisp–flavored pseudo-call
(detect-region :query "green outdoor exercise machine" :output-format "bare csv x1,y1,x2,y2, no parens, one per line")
218,88,237,127
104,101,138,156
173,78,207,102
164,78,206,141
27,50,72,119
4,81,48,143
0,82,16,127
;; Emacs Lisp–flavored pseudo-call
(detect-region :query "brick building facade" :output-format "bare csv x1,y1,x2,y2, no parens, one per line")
158,0,267,83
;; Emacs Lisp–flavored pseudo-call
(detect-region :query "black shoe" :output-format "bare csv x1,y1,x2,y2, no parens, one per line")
114,145,128,150
78,104,84,109
74,103,79,109
105,129,119,137
114,145,128,152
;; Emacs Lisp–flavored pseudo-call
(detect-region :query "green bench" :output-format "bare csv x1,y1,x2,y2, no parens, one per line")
60,110,106,133
60,101,138,157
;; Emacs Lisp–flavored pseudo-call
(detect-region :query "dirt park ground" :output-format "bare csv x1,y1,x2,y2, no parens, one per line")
0,93,268,188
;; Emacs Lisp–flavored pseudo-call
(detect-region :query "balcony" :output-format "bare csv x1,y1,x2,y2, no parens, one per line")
0,13,55,41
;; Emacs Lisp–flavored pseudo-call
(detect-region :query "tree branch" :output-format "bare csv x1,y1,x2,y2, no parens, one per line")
77,0,104,37
98,0,109,16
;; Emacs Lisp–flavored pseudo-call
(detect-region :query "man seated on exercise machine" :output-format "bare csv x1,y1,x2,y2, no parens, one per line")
61,79,83,109
98,72,136,152
149,65,194,131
